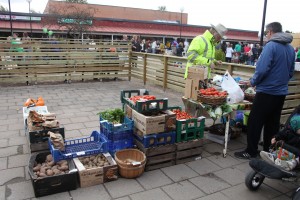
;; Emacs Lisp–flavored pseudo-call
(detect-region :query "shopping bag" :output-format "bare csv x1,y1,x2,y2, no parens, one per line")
221,71,244,104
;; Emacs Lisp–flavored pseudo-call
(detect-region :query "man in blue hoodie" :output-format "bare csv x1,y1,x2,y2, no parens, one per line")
234,22,295,159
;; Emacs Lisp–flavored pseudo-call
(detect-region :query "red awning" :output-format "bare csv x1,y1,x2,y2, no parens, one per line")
0,21,259,41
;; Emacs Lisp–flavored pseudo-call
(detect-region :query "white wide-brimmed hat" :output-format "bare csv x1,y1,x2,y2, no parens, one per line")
211,23,228,39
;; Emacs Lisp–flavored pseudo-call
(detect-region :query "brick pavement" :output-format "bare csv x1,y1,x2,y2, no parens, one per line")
0,78,298,200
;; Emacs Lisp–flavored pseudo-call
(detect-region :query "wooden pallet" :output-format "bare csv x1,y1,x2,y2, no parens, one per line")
134,139,176,171
175,139,203,164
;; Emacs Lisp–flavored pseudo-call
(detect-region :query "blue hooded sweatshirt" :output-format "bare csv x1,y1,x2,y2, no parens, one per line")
250,32,295,95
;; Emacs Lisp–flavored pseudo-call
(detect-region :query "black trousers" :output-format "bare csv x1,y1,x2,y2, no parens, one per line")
246,92,286,155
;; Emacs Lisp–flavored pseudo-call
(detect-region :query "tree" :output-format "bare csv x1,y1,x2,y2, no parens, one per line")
65,0,87,3
158,6,166,11
42,3,95,39
0,4,8,12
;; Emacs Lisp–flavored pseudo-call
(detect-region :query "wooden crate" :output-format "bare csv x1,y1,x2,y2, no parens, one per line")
134,139,176,171
175,139,203,164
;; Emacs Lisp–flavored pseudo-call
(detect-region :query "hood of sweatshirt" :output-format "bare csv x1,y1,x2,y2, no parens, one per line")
268,32,293,44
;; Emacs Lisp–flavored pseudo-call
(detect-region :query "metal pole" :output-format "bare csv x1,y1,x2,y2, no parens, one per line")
180,12,182,39
29,1,32,37
8,0,13,35
260,0,268,46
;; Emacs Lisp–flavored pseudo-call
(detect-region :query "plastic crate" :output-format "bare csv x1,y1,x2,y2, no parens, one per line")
107,138,133,156
120,89,149,104
28,151,78,197
100,116,134,141
134,131,176,148
176,117,205,142
48,131,108,162
26,127,65,152
120,89,168,114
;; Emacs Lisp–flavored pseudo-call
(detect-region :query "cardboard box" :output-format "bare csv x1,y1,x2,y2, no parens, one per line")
125,104,133,119
162,110,176,132
73,153,118,188
23,106,49,126
132,109,166,135
187,67,206,80
184,67,208,100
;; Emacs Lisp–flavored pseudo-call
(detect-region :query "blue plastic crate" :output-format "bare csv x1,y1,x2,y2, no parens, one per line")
107,138,133,156
48,131,108,162
100,116,134,141
134,131,176,148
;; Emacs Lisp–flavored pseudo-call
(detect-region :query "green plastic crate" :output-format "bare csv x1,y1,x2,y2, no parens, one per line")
175,117,205,142
169,106,205,142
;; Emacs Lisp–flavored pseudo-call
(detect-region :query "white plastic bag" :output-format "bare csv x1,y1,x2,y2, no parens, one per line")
221,71,244,104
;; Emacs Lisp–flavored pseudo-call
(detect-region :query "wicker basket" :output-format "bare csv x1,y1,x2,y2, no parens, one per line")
244,93,255,102
115,149,146,179
197,94,227,105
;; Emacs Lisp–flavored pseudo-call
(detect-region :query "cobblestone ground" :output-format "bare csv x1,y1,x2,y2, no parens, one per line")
0,78,298,200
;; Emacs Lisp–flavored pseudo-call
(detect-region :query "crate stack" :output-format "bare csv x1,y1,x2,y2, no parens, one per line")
23,103,117,197
99,114,134,156
121,90,205,171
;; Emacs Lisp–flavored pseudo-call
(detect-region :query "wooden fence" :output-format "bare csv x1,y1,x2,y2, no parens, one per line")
0,39,131,84
0,39,299,123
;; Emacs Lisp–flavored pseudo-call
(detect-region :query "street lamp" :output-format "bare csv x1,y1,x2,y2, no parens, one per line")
179,7,184,41
26,0,32,37
8,0,13,36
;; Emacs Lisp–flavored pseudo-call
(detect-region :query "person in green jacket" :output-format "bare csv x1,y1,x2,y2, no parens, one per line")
184,23,228,79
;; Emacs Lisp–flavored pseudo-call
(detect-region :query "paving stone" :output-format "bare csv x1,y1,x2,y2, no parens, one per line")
271,194,291,200
83,121,100,128
195,192,232,200
227,139,248,150
186,158,222,175
0,146,19,157
64,130,83,139
137,170,173,190
70,116,92,124
220,183,280,200
0,130,19,139
0,167,25,185
0,139,8,148
79,127,99,136
162,180,205,200
58,118,72,125
0,157,7,170
0,125,8,132
8,136,27,146
115,197,131,200
263,178,298,194
130,188,171,200
104,178,144,199
206,154,242,168
70,185,110,200
189,173,231,195
31,192,70,200
0,185,5,200
161,164,198,182
8,154,30,168
8,123,25,131
64,123,86,131
23,144,30,154
202,142,224,155
213,167,246,186
6,180,34,200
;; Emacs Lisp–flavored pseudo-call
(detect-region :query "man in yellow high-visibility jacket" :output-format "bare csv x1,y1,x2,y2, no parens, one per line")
184,24,228,79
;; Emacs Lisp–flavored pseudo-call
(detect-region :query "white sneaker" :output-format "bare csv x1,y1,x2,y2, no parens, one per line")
260,151,275,164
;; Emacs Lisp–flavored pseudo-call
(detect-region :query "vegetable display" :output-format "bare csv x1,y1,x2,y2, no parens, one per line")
129,95,156,103
199,88,228,97
78,154,110,169
98,108,125,124
33,154,69,178
172,109,192,120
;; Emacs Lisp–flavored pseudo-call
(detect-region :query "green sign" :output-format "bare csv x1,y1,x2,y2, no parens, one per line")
58,18,92,25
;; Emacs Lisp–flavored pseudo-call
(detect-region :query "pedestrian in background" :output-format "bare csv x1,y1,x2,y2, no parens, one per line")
234,22,295,159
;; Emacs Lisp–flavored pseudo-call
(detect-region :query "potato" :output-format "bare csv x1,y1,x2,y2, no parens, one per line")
46,169,54,176
38,172,46,177
53,169,61,175
57,160,67,166
40,167,46,174
33,164,41,172
58,165,68,171
47,161,55,167
46,154,53,162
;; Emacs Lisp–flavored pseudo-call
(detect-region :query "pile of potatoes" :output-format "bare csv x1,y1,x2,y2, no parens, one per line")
78,154,110,169
33,154,69,178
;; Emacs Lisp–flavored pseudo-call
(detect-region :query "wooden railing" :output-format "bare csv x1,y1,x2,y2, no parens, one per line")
131,52,300,123
0,39,131,84
0,39,299,123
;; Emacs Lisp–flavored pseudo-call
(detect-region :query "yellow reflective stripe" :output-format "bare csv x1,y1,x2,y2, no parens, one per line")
200,36,208,57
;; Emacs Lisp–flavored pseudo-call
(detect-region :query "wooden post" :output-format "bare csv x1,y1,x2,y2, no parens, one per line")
163,56,168,91
143,54,147,85
128,51,132,81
